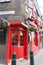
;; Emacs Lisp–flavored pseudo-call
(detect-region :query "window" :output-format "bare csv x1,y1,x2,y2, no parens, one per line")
12,31,18,46
25,0,32,18
26,0,33,8
36,9,39,16
42,32,43,34
28,32,31,42
0,0,11,2
20,32,24,46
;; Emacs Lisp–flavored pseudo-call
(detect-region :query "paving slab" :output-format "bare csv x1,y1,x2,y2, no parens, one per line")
0,48,43,65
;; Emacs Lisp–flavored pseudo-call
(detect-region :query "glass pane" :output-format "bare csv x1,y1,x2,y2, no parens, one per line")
12,31,18,46
20,32,24,46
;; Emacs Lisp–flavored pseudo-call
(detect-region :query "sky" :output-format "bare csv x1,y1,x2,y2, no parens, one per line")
37,0,43,15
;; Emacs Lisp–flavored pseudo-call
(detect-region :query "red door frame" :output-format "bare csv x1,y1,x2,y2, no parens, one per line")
25,18,39,54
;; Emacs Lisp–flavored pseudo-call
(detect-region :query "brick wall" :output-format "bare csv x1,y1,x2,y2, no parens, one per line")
0,0,26,22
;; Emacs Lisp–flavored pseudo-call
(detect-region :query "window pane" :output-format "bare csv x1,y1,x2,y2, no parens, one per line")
20,32,24,46
12,31,18,46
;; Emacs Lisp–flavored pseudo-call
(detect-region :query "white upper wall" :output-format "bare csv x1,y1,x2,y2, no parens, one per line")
33,0,41,17
37,0,43,15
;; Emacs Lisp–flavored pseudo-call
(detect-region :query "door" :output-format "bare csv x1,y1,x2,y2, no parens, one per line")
0,29,7,64
11,30,18,58
11,30,24,59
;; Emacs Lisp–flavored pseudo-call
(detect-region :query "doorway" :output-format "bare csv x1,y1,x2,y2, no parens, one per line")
11,30,24,59
0,28,7,64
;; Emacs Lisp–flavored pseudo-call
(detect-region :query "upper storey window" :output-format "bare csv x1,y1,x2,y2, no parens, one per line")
26,0,33,8
0,0,11,3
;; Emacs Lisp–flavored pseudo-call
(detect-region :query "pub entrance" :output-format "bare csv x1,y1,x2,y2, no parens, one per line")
6,22,28,65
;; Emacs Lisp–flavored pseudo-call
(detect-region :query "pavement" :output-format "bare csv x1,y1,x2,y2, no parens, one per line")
34,48,43,65
0,48,43,65
17,48,43,65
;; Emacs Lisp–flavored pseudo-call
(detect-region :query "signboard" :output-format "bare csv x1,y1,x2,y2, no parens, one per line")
0,11,15,15
0,0,10,2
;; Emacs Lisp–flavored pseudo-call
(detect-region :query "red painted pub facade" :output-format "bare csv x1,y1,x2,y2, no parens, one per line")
6,22,28,65
26,18,39,55
6,19,39,65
